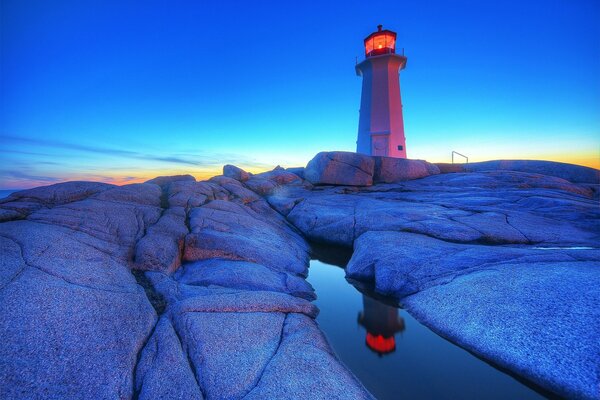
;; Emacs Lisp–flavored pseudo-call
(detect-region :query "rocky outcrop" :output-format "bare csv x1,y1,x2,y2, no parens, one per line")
223,164,251,182
373,156,440,182
304,151,441,186
0,183,162,399
145,174,196,187
304,151,375,186
0,168,372,400
266,156,600,399
284,170,597,248
133,207,188,274
0,181,114,222
0,153,598,399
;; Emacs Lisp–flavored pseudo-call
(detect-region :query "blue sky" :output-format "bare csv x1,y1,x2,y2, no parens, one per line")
1,0,599,189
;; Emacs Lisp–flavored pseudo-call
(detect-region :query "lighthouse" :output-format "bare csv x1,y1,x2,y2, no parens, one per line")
356,25,407,158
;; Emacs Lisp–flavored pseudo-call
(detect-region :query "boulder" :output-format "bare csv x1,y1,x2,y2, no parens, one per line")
304,151,374,186
223,164,251,182
244,168,304,196
145,175,196,187
210,176,261,203
162,289,371,400
373,157,440,183
254,168,303,186
285,167,305,179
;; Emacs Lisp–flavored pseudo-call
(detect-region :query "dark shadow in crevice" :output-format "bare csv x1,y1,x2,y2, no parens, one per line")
309,241,353,268
132,269,167,315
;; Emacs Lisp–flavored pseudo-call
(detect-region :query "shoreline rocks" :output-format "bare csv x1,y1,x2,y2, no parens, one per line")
0,153,598,399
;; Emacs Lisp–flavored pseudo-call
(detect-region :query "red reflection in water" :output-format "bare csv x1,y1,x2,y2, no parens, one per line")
358,295,405,356
366,333,396,354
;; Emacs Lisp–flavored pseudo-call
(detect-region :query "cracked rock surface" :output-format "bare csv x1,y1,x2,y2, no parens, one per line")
1,152,598,399
0,167,371,400
275,154,600,400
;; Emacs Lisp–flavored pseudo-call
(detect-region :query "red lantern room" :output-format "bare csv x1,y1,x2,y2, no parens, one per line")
364,25,396,57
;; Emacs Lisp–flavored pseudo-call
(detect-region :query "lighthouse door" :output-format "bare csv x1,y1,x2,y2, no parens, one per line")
371,135,389,157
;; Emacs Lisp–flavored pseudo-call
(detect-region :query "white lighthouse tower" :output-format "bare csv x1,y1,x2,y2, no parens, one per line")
356,25,407,158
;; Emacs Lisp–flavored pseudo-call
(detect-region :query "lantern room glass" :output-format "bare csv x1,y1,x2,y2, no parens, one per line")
364,33,396,57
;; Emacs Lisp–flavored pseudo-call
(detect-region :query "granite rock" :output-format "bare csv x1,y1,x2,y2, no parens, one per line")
373,156,440,183
223,164,251,182
145,174,196,187
304,151,375,186
2,155,598,400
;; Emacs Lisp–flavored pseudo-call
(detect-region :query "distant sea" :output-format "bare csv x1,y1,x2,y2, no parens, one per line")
0,190,19,199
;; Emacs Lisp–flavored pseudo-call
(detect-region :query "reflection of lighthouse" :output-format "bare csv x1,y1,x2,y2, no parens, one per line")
357,295,405,355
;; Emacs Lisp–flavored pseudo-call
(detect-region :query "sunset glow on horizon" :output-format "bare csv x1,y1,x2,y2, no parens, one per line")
2,1,599,190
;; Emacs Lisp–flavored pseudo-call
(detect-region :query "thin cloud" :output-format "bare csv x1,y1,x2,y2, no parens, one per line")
0,170,63,182
1,134,277,170
1,134,202,166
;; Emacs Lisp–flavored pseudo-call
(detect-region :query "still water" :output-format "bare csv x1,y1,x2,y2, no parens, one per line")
307,259,547,400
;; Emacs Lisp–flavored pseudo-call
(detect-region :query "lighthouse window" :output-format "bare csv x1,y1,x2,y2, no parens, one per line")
373,35,386,50
397,145,403,151
365,38,374,55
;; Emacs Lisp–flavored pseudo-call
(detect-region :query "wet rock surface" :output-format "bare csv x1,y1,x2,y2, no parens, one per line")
0,156,598,399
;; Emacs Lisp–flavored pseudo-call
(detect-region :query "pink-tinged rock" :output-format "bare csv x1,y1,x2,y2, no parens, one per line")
373,157,440,183
0,181,115,222
1,181,114,206
304,151,375,186
134,207,189,274
254,167,303,185
210,176,261,203
243,167,304,196
145,174,196,187
223,164,251,182
92,183,162,206
184,200,309,275
165,180,226,209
